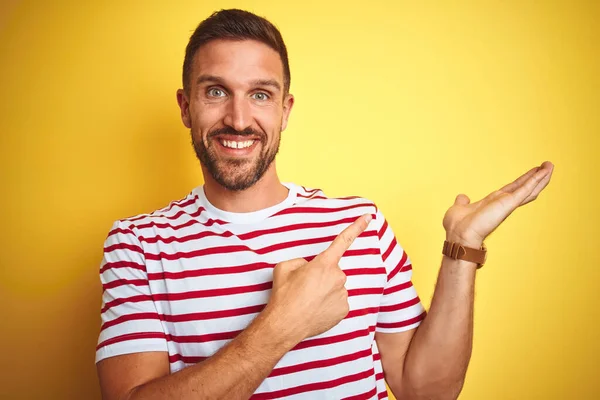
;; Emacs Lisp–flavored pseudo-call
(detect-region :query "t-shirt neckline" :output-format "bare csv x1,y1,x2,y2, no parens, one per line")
194,182,298,224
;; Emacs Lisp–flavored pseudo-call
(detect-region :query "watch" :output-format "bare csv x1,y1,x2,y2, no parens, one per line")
442,240,487,269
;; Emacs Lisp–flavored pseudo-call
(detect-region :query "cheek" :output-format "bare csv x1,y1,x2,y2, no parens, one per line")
256,108,283,134
192,106,222,138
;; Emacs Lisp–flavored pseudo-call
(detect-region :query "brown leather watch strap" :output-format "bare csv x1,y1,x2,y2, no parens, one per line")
442,240,487,269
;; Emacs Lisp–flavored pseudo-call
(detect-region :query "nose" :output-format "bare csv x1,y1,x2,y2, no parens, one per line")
223,95,252,132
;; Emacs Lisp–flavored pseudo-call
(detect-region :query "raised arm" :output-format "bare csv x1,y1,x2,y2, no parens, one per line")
377,162,554,399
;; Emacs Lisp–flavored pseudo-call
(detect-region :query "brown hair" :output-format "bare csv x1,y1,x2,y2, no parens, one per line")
182,9,291,96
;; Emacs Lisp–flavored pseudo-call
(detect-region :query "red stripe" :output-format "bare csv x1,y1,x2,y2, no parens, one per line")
102,278,147,291
300,185,321,194
293,325,375,351
125,197,198,222
269,349,372,378
296,193,363,201
250,367,375,399
344,248,380,257
101,312,161,331
155,282,272,301
107,227,136,238
101,282,272,315
101,294,152,314
140,229,234,244
144,232,378,261
388,251,409,281
379,296,421,313
342,386,377,400
96,331,166,351
238,216,364,240
102,304,266,332
375,372,384,381
346,306,379,319
373,352,381,361
376,311,426,329
100,261,145,274
377,219,388,240
272,202,375,217
345,267,386,276
169,353,207,364
347,287,384,297
134,208,227,231
378,389,388,399
296,192,322,199
159,304,265,322
159,304,266,323
147,262,273,281
166,330,241,344
382,281,413,296
104,242,144,254
381,237,397,263
126,200,201,223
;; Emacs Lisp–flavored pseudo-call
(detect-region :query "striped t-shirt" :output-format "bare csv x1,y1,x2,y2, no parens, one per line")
96,183,426,399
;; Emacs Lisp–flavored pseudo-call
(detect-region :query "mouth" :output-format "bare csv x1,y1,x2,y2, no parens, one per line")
213,135,261,156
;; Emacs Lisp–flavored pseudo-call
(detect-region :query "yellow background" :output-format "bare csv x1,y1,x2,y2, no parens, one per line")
1,0,598,399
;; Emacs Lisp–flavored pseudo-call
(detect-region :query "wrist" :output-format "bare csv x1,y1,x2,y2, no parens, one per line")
445,231,483,249
259,302,305,351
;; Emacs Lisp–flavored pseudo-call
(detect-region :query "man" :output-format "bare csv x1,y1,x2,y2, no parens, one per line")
95,9,554,400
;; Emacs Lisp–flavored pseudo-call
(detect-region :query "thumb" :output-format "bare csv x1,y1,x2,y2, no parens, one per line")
454,194,471,206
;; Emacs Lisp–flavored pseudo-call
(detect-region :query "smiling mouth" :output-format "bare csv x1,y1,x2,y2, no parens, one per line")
220,139,255,149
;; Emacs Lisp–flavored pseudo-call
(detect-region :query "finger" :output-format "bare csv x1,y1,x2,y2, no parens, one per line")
320,214,372,264
520,163,553,206
499,166,540,194
510,167,551,208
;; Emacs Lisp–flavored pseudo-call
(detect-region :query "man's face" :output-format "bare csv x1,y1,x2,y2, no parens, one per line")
177,39,294,191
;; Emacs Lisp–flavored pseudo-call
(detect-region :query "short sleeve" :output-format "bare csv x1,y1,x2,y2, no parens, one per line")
95,220,168,363
373,209,426,333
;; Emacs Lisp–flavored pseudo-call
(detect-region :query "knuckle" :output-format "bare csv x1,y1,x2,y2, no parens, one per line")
337,270,347,285
341,287,348,301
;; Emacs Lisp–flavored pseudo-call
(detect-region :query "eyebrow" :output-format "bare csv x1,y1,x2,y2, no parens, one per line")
196,75,281,92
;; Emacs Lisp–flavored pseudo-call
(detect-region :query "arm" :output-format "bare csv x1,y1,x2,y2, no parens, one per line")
98,303,301,400
377,252,477,400
97,214,372,400
377,162,553,399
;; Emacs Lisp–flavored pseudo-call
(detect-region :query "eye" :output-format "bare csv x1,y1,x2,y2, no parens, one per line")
207,88,226,98
252,92,269,101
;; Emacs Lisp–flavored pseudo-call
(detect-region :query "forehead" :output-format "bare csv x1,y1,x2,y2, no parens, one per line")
193,39,284,87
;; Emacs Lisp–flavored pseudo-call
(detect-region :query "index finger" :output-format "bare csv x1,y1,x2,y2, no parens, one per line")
319,214,373,264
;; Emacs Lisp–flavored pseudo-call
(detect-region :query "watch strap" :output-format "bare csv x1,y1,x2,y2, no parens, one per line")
442,240,487,269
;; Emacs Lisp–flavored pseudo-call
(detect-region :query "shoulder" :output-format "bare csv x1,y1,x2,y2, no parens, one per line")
110,188,201,235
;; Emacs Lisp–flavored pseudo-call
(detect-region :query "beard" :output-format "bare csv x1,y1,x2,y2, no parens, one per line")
191,125,281,192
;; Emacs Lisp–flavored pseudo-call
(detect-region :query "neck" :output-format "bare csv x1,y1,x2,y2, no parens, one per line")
201,162,288,213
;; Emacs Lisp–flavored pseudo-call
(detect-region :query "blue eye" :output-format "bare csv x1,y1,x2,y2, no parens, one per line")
207,88,226,97
252,92,269,101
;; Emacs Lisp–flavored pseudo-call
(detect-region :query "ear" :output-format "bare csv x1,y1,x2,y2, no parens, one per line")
176,89,192,129
281,93,295,132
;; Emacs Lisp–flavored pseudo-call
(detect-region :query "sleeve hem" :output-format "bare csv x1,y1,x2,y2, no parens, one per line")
95,340,168,364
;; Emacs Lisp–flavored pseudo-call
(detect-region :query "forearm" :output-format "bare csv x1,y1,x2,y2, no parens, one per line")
128,305,299,400
398,255,478,399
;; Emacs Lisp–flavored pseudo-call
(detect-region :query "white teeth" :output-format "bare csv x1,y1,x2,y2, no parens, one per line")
220,139,255,149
